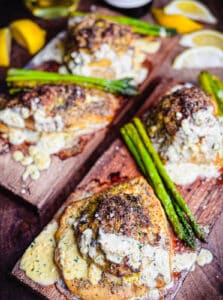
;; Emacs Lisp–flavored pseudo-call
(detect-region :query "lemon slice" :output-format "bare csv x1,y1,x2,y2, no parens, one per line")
173,46,223,69
164,0,217,24
180,30,223,50
10,19,46,55
152,8,202,34
0,28,11,67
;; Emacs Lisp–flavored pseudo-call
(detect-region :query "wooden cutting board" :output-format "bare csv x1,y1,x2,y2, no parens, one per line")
12,78,223,299
0,8,179,211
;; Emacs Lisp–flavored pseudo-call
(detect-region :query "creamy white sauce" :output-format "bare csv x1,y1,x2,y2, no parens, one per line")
165,107,223,164
33,109,64,132
165,163,220,185
66,43,142,83
7,125,107,181
32,16,157,78
173,248,213,274
57,224,103,285
0,108,25,128
173,251,197,272
20,132,80,179
78,227,171,289
139,244,171,288
0,91,111,181
8,129,39,145
16,132,74,181
65,40,153,85
20,221,59,285
146,288,160,300
88,244,105,266
158,105,223,185
79,228,93,256
98,229,141,270
88,263,102,285
57,225,88,281
13,150,24,162
22,164,40,181
196,248,213,267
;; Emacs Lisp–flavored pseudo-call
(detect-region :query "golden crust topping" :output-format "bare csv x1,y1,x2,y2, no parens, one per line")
145,86,213,139
66,17,135,54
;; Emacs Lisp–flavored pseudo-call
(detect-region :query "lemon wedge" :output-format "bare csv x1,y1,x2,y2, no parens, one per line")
173,46,223,69
152,8,202,34
10,19,46,55
180,30,223,50
0,28,11,67
164,0,217,24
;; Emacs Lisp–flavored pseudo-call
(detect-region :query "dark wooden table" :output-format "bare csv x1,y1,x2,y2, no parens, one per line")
0,1,223,299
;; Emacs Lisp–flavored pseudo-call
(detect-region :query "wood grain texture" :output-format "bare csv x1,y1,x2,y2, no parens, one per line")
1,0,223,299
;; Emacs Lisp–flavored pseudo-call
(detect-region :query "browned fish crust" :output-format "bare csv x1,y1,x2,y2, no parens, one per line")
65,17,135,58
144,86,213,140
18,84,86,115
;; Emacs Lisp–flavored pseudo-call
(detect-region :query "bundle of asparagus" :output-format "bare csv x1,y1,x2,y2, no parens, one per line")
6,69,138,96
199,71,223,116
72,11,177,37
121,117,205,248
